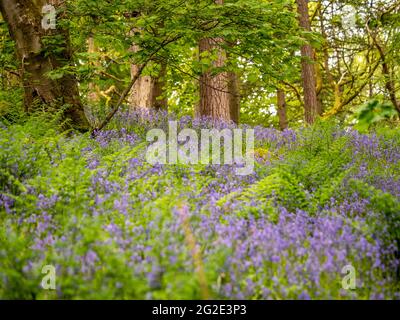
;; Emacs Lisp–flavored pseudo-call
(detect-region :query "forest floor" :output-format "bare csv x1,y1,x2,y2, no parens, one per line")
1,111,399,299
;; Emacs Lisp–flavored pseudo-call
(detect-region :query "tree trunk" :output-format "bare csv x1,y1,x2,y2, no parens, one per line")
228,71,240,124
198,37,230,121
296,0,319,125
152,62,168,110
128,31,167,111
375,41,399,114
277,88,288,131
366,24,399,114
87,34,101,105
197,0,231,121
128,63,167,111
0,0,89,130
314,51,323,115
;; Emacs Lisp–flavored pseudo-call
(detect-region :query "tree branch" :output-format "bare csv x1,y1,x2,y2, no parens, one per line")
91,35,181,135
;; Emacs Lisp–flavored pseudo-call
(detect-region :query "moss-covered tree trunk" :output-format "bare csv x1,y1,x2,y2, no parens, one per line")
0,0,89,130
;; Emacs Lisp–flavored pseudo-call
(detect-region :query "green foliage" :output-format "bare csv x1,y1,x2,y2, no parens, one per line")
1,118,400,299
282,122,352,205
355,100,398,132
234,168,308,218
348,179,400,246
1,0,400,300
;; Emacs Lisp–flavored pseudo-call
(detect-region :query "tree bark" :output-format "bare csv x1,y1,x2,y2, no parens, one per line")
314,51,323,115
277,88,288,131
0,0,89,130
197,0,231,122
198,37,230,121
364,20,399,114
228,71,240,124
128,30,167,111
372,36,400,114
296,0,319,125
87,34,101,105
128,62,167,111
152,62,168,110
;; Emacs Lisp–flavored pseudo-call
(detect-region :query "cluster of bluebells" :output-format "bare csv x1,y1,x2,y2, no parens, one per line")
0,110,399,299
93,128,139,148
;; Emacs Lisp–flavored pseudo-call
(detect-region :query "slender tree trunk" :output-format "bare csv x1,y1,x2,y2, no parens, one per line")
197,0,231,121
277,88,288,131
314,51,323,115
319,5,337,108
0,0,89,130
376,43,399,114
151,61,168,110
228,71,240,124
296,0,319,124
366,43,374,99
366,24,399,114
226,41,240,124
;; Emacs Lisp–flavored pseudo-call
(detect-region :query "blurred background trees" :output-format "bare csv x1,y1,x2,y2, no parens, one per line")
0,0,399,130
